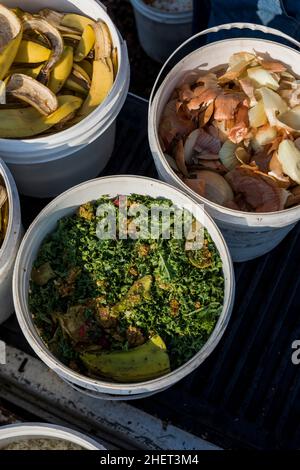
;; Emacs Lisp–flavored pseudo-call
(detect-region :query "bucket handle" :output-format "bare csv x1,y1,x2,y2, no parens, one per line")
149,22,300,106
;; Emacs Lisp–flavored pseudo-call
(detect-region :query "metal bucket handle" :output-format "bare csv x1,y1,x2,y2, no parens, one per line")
149,22,300,106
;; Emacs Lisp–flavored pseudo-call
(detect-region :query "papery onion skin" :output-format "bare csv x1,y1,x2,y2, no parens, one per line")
185,170,234,206
159,50,300,213
225,167,285,212
278,140,300,185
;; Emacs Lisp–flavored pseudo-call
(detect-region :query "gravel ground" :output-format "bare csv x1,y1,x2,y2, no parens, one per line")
102,0,161,98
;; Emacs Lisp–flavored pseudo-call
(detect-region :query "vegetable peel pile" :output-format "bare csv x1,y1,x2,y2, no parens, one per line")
159,51,300,212
0,4,117,138
29,195,224,382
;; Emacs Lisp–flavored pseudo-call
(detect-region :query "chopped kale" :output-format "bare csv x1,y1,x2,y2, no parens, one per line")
29,195,224,373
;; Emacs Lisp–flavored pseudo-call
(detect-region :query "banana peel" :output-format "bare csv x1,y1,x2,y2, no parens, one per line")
80,335,171,382
11,7,25,18
74,24,95,62
112,47,118,78
80,59,93,79
93,21,112,60
7,73,58,116
0,95,83,138
61,13,95,33
65,65,90,95
49,46,74,94
78,59,113,118
62,33,81,41
0,5,23,80
64,76,89,96
72,63,91,85
1,8,115,136
9,64,43,80
14,40,51,64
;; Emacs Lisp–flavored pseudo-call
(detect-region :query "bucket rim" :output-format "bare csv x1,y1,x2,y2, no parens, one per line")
0,423,105,450
130,0,193,23
13,175,235,396
0,159,21,267
149,37,300,224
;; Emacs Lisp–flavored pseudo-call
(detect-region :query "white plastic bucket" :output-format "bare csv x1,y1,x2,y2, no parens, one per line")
0,159,22,324
13,175,235,400
0,0,130,198
130,0,193,63
0,423,106,450
149,23,300,262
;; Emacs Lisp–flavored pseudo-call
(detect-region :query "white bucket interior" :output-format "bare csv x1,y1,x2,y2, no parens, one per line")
149,38,300,261
13,176,235,398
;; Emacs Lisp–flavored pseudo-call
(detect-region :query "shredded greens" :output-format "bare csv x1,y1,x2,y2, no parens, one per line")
29,195,224,377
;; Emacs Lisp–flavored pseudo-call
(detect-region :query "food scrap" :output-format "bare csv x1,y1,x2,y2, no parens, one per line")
159,51,300,212
0,4,117,138
29,195,224,382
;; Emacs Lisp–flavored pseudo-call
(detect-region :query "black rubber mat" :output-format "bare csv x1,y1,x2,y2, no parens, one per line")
1,94,300,450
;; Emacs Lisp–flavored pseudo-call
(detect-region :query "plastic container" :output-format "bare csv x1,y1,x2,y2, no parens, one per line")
13,175,235,400
0,159,22,324
149,23,300,262
0,0,130,198
130,0,193,63
0,423,106,450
